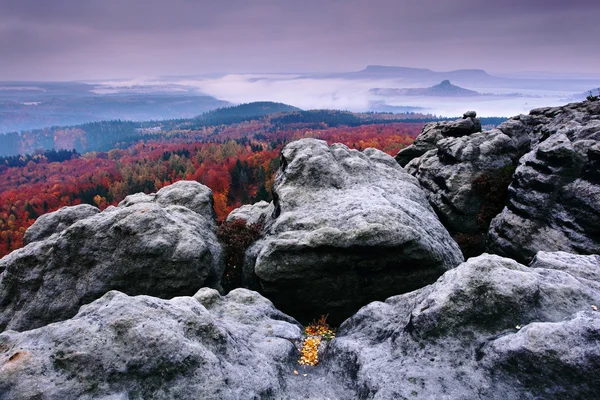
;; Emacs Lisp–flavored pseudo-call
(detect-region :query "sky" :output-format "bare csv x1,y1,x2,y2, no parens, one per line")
1,0,599,81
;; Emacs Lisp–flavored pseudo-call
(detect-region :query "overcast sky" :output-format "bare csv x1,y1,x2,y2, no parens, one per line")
1,0,598,81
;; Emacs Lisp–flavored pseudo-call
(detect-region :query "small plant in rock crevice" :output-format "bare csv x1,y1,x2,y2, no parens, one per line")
297,315,336,366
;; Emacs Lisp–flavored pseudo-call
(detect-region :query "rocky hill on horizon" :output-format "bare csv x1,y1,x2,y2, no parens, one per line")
0,100,599,399
371,80,481,97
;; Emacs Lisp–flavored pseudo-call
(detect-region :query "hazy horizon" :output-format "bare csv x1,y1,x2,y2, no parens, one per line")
1,0,599,81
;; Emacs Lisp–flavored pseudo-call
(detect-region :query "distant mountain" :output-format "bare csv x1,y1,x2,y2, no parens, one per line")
198,102,301,121
304,66,498,86
359,66,493,81
301,65,600,92
371,80,480,97
179,102,302,129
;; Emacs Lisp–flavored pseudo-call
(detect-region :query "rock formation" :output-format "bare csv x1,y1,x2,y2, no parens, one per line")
397,101,600,260
0,181,223,332
488,101,600,263
226,200,272,225
2,252,598,399
0,289,310,399
398,111,523,256
23,204,100,245
395,111,483,167
244,138,463,324
325,252,600,399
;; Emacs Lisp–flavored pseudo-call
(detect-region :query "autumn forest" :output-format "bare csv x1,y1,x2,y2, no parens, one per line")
0,105,432,257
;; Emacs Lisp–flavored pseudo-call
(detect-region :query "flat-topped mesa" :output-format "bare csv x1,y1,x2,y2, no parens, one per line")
0,181,223,332
243,138,463,325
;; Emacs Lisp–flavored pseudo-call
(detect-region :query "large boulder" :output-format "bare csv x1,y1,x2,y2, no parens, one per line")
325,252,600,399
244,139,463,324
23,204,100,245
0,181,223,332
226,200,272,225
0,289,309,399
488,101,600,263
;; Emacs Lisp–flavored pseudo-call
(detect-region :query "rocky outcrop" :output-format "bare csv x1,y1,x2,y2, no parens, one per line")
244,139,463,324
0,181,223,332
396,102,600,258
402,119,525,256
488,101,600,263
0,289,310,400
325,252,600,399
395,111,482,167
226,200,272,225
23,204,100,245
2,252,597,399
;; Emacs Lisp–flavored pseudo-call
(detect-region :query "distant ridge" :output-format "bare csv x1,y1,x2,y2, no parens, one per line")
361,65,491,79
192,102,301,126
305,65,497,85
371,80,480,97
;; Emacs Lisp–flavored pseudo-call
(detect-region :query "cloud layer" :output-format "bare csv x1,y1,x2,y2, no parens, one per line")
1,0,599,80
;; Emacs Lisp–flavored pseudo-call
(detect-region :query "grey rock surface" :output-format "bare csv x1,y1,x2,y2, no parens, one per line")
488,101,600,263
325,253,600,399
226,200,272,225
0,289,314,400
119,180,217,220
529,250,600,281
2,253,597,399
23,204,100,245
0,181,223,332
403,126,520,256
244,139,463,324
395,115,482,167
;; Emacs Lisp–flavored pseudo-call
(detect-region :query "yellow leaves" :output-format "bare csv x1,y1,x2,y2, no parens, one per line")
293,370,299,375
298,336,321,366
297,315,336,366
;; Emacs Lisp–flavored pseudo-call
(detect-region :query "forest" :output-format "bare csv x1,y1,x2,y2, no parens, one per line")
0,112,424,257
0,101,505,157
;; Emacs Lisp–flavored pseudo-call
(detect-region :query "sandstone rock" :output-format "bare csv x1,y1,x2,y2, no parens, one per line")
0,289,309,399
395,115,482,167
403,127,520,256
244,139,463,324
488,101,600,263
529,251,600,281
226,200,272,225
1,253,597,399
325,253,600,399
23,204,100,245
394,114,494,257
0,181,223,332
120,180,217,220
